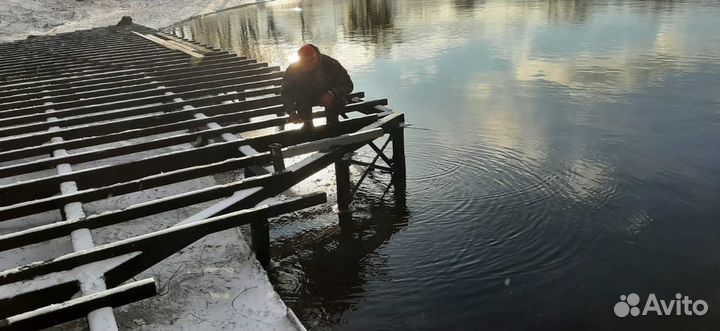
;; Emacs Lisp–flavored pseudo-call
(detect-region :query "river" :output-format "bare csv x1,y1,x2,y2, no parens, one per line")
170,1,720,329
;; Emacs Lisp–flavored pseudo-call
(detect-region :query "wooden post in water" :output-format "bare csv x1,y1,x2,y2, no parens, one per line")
249,143,284,268
391,119,406,184
335,154,352,218
251,220,270,267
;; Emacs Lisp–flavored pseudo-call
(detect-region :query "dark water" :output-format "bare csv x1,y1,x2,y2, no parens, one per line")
170,1,720,330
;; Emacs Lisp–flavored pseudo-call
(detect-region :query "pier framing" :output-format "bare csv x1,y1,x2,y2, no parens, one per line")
0,22,406,330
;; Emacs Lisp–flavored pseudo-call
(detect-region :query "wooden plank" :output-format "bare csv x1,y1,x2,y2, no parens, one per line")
0,65,279,111
0,115,286,178
0,171,289,251
0,279,157,331
0,281,78,319
171,114,404,222
0,51,191,83
0,92,284,151
0,193,327,286
0,42,172,72
0,74,278,139
0,114,379,209
132,31,204,58
0,57,254,99
0,61,268,105
0,68,278,117
0,53,238,90
0,73,277,127
0,102,282,163
0,98,384,164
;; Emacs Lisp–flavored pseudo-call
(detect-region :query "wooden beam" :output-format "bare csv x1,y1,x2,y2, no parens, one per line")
0,61,267,106
0,56,251,97
0,113,379,216
0,77,278,130
0,92,285,151
0,281,78,319
0,171,290,251
0,69,276,119
0,279,157,331
0,66,279,112
0,193,327,286
131,31,204,58
0,103,283,163
0,53,239,91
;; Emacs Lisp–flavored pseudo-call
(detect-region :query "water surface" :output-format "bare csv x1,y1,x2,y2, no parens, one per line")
171,1,720,330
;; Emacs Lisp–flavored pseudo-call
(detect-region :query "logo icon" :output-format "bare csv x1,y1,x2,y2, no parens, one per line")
614,293,641,317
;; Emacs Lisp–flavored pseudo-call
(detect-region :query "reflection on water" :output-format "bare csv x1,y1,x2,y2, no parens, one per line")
171,0,720,330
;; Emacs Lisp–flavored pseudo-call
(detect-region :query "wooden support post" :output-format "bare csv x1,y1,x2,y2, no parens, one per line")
335,154,352,217
269,143,285,171
250,220,271,267
391,124,407,183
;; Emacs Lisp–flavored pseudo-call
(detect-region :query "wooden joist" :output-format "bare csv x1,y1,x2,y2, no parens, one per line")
0,56,254,98
0,114,379,206
0,66,279,111
0,279,157,331
0,53,239,90
0,193,327,286
0,61,267,104
0,21,406,331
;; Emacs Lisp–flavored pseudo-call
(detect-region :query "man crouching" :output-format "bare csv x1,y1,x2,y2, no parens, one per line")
281,44,354,129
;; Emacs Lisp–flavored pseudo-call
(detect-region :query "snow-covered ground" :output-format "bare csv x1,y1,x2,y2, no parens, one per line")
0,0,262,42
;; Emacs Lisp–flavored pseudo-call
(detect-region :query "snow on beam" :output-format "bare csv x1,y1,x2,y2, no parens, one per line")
0,61,269,106
0,93,285,150
282,128,385,158
0,40,167,67
0,56,254,98
0,72,278,124
0,69,281,114
0,111,289,178
0,65,279,110
0,171,291,251
0,281,78,319
0,51,192,88
0,40,200,73
0,45,183,77
177,116,402,222
131,31,205,58
0,253,140,305
0,114,380,206
49,117,119,331
0,68,278,129
0,53,241,91
0,47,209,96
0,278,157,331
0,33,177,64
0,149,275,222
0,63,274,109
0,193,327,286
0,98,283,163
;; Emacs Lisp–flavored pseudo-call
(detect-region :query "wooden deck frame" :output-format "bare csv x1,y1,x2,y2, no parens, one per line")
0,23,407,331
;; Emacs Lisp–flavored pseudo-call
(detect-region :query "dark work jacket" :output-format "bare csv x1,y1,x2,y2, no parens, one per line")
281,54,354,113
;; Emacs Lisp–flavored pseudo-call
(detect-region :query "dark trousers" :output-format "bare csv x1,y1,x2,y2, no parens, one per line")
297,97,346,128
